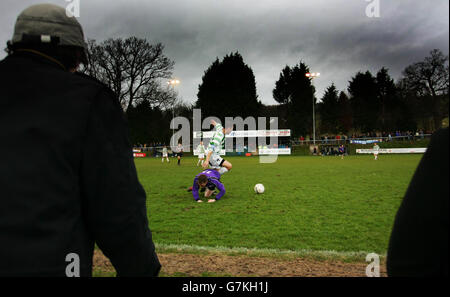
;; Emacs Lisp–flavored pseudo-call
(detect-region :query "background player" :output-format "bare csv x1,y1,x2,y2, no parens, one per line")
203,120,233,175
176,143,184,165
190,169,226,203
196,141,206,166
339,144,345,159
373,143,380,160
162,145,169,163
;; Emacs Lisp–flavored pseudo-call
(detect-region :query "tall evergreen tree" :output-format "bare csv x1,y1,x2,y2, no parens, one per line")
318,83,340,134
337,91,352,133
348,71,379,132
273,61,316,137
376,67,397,131
196,52,259,121
273,66,292,105
375,67,416,132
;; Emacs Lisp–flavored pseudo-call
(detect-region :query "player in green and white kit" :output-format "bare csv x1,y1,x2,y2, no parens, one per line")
162,146,169,163
196,141,206,166
203,120,233,175
373,143,380,160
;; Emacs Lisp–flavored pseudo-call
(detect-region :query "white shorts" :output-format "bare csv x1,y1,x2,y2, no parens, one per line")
162,153,168,158
198,153,205,159
208,154,225,169
373,151,379,155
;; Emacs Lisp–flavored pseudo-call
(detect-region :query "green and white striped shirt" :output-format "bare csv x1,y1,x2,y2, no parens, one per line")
207,123,225,154
197,144,206,154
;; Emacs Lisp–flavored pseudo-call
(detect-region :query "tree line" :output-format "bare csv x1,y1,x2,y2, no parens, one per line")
81,36,449,145
196,48,448,139
317,49,449,137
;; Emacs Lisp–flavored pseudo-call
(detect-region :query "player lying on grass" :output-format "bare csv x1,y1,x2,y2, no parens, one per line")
203,120,233,175
188,169,226,203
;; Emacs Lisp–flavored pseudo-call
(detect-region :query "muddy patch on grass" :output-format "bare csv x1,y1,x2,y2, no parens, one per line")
93,250,387,277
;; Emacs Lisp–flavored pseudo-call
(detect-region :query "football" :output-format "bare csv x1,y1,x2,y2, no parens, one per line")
254,183,265,194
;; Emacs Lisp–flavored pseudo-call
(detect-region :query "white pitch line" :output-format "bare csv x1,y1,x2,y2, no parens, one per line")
154,243,386,259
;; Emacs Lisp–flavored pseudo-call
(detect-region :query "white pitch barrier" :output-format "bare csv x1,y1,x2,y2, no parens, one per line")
356,148,427,154
258,148,291,155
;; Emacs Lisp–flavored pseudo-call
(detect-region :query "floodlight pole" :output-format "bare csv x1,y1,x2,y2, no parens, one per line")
172,107,174,147
313,97,316,145
305,72,320,146
167,79,180,148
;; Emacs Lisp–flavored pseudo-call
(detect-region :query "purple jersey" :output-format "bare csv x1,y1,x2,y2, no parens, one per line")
192,169,225,201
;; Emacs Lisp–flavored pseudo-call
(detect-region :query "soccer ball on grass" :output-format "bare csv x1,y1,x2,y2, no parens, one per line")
254,183,265,194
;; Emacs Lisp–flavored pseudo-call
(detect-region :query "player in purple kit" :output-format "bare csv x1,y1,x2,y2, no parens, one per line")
188,169,226,203
339,144,345,159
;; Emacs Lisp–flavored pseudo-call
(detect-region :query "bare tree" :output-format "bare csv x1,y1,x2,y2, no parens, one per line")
134,80,179,110
81,37,176,112
400,49,449,129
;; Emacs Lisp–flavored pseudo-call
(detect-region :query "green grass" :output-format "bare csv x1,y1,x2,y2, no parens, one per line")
92,269,116,277
137,154,421,257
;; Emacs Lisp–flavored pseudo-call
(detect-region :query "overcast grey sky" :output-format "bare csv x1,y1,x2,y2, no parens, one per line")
0,0,448,105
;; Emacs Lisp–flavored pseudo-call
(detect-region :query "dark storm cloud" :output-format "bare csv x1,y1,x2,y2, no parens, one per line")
1,0,448,104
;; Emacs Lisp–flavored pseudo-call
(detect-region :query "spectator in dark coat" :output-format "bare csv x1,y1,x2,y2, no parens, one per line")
387,128,448,276
0,4,160,276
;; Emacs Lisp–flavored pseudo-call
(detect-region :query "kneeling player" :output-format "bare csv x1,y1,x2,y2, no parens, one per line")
189,169,225,203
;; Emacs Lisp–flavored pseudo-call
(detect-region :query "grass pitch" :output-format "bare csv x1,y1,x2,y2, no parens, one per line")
137,154,421,257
